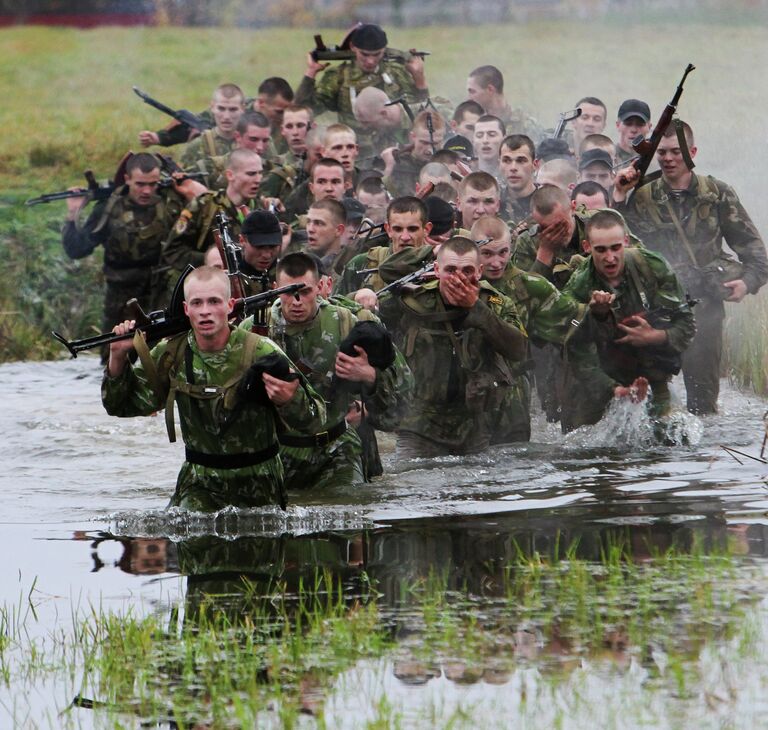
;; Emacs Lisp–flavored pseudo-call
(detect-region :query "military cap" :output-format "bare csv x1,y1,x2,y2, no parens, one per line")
442,134,474,159
578,148,613,170
425,196,455,236
617,99,650,123
241,210,282,247
349,24,388,51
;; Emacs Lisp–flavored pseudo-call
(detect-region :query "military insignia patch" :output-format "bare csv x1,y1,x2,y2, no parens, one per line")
174,210,192,235
488,295,503,305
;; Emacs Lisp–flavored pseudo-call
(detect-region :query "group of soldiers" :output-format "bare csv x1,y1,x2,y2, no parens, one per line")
58,22,768,510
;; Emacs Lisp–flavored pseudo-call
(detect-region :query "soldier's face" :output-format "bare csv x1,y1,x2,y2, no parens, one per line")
242,241,279,271
410,128,444,162
466,76,494,110
573,191,608,212
473,121,504,163
235,124,271,156
574,103,606,136
211,93,244,134
125,167,161,206
386,210,429,252
616,115,651,149
459,185,500,224
500,144,538,193
227,159,263,201
584,224,628,286
183,277,234,345
258,93,291,127
351,45,386,73
281,111,311,153
436,249,482,300
306,207,344,256
479,239,512,280
452,111,481,139
309,165,345,201
579,163,614,190
276,272,320,323
324,132,359,171
656,134,697,183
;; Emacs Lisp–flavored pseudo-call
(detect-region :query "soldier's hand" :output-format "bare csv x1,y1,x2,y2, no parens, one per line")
139,131,160,148
107,320,138,377
538,217,571,250
263,371,300,405
353,288,379,312
305,52,330,79
405,53,427,88
441,271,480,308
261,196,285,213
380,147,397,178
335,346,376,386
345,400,365,427
612,164,639,202
614,376,649,403
173,176,208,201
588,290,615,317
723,279,748,302
615,315,668,347
65,189,88,219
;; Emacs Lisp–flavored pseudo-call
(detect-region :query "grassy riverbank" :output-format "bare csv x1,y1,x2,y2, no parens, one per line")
1,539,763,728
3,21,768,388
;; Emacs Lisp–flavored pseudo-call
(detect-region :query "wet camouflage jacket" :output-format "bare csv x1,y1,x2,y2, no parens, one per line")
489,265,585,348
267,299,412,435
393,280,527,451
295,61,428,127
564,247,696,396
102,326,326,510
615,174,768,300
180,129,235,169
162,191,254,274
334,245,394,296
62,186,183,284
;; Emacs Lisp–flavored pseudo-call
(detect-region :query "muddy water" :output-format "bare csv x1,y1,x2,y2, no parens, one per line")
2,355,768,728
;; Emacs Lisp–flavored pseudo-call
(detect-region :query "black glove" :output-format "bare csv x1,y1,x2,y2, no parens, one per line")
238,353,299,404
331,321,395,397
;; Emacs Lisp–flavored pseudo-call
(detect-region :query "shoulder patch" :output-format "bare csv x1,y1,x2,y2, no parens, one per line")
488,295,504,305
173,209,193,235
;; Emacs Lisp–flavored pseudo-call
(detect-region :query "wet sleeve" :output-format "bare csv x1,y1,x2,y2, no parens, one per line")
61,202,107,259
101,341,168,417
718,183,768,294
361,345,414,432
162,202,207,273
652,260,696,354
463,296,528,361
295,69,341,116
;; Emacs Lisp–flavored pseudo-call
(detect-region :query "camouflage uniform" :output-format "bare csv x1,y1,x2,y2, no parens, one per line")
259,152,304,201
355,126,408,169
295,61,428,128
501,185,538,229
62,186,184,331
562,248,695,431
495,104,543,144
616,174,768,414
487,265,585,443
162,191,255,278
265,299,413,489
180,129,235,169
334,244,394,296
101,326,326,511
386,280,527,455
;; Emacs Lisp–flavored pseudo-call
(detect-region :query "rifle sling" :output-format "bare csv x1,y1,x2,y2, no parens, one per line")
662,198,701,269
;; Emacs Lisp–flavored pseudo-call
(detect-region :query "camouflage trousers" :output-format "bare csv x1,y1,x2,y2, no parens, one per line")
168,458,287,512
280,427,364,492
488,376,532,445
681,298,724,415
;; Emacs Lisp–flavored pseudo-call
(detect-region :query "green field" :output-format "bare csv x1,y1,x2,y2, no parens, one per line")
2,21,768,380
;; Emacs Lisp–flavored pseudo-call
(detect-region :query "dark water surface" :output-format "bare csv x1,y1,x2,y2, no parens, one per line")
2,356,768,728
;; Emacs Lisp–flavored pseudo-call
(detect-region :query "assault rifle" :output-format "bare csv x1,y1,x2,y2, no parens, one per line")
52,266,306,358
617,298,697,330
554,108,582,139
375,261,435,296
311,34,429,64
26,154,205,207
212,211,246,301
132,86,212,134
618,63,696,189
